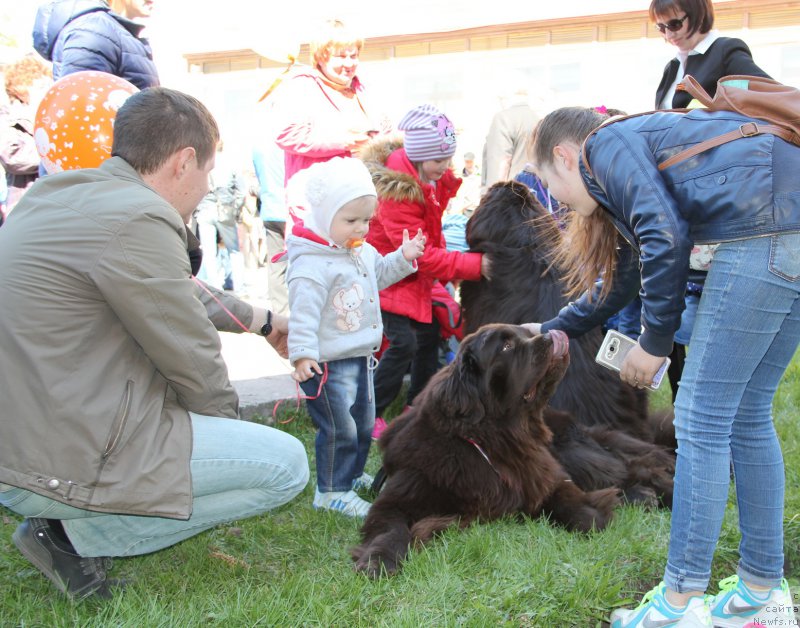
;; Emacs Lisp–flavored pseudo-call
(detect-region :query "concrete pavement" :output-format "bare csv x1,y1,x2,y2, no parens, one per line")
219,327,298,421
216,270,299,421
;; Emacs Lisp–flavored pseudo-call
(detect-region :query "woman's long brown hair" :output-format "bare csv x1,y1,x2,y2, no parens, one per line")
534,107,621,302
555,209,620,302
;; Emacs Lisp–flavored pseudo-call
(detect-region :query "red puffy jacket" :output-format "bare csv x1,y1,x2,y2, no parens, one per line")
363,140,482,323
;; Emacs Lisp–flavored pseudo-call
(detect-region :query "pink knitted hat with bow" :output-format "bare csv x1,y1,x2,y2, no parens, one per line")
398,104,457,161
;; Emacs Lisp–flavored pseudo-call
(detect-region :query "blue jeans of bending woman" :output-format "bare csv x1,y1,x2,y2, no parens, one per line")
665,233,800,593
300,356,375,492
0,414,309,557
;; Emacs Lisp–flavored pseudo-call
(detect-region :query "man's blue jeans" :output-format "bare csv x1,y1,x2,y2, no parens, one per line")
300,356,374,492
665,234,800,593
0,414,309,557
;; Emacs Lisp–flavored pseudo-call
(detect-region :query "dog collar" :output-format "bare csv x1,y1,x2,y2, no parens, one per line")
464,438,505,483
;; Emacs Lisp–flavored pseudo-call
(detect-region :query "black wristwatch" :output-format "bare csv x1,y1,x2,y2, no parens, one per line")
259,310,273,337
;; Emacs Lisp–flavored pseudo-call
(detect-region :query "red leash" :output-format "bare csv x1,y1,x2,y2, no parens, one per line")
193,276,325,424
192,276,250,333
272,364,328,423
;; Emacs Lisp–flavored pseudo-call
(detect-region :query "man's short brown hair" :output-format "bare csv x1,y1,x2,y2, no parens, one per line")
111,87,219,175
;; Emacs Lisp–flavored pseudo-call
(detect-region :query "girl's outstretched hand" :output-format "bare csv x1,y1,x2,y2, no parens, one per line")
480,254,492,279
402,228,426,262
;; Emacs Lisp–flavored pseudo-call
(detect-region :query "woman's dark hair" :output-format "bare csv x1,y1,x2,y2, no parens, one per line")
649,0,714,37
112,87,219,175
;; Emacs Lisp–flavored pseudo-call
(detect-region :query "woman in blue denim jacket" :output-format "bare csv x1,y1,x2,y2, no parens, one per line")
527,106,799,628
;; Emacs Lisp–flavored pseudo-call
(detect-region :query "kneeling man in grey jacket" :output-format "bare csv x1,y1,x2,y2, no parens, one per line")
0,87,309,600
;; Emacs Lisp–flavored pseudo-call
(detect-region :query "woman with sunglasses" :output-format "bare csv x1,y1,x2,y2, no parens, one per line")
649,0,771,400
651,0,769,109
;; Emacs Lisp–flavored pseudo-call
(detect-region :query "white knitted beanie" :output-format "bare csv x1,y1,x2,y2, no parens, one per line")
288,157,376,243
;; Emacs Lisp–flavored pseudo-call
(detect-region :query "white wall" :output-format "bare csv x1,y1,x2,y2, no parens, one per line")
158,24,800,173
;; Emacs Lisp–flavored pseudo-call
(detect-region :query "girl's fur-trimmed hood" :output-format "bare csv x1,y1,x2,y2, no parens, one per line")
360,136,426,205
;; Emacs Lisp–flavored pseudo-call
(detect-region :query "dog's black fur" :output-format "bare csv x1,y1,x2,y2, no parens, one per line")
352,324,621,578
460,181,675,448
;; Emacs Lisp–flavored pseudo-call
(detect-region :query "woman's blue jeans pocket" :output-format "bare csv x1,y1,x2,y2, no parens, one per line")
768,233,800,281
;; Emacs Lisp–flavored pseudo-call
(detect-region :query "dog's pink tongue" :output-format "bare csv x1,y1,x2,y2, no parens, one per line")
549,329,569,357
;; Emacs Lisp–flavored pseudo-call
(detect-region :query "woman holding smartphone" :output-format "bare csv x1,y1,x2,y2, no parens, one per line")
524,105,798,628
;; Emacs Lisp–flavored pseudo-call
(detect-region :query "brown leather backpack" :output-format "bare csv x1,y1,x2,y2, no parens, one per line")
658,74,800,170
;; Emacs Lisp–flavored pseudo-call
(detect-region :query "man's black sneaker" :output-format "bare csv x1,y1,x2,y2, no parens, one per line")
12,518,114,600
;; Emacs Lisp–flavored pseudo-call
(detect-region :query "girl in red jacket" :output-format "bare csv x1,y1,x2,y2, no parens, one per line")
363,104,491,437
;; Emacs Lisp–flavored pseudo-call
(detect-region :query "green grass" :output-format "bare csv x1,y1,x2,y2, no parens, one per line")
2,361,799,627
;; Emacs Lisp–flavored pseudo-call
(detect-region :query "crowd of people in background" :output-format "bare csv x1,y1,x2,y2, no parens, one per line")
0,1,798,627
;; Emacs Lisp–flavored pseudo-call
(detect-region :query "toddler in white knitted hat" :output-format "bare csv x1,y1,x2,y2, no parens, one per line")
285,156,425,517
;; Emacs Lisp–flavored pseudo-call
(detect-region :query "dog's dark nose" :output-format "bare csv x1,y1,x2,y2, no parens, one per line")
547,329,569,357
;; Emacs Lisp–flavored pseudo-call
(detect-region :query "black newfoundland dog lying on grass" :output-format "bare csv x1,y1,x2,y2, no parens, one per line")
460,181,674,448
353,324,632,578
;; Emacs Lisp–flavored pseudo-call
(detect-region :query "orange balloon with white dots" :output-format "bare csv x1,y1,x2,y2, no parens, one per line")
34,71,139,174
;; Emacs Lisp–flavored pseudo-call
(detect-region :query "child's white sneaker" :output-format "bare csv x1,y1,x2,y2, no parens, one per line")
708,575,797,627
352,473,374,492
313,488,371,517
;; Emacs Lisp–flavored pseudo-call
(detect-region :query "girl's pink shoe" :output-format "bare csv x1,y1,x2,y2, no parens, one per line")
372,417,387,441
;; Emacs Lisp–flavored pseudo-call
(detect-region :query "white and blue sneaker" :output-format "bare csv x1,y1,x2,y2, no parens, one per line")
312,488,371,517
708,575,797,627
352,473,374,492
610,582,712,627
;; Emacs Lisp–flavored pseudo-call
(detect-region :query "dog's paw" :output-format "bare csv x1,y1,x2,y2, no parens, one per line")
580,487,621,532
352,551,397,579
620,485,659,508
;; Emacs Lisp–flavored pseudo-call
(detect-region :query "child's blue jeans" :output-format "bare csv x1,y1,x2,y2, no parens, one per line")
301,356,374,492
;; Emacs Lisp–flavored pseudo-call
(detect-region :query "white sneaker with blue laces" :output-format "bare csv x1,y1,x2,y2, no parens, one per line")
708,575,797,628
312,488,371,517
610,582,712,627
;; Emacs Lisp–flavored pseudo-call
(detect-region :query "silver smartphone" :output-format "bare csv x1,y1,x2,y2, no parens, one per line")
595,329,670,391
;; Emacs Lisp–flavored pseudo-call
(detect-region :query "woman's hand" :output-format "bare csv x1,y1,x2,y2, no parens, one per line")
520,322,542,335
345,131,371,154
292,358,322,382
620,343,667,389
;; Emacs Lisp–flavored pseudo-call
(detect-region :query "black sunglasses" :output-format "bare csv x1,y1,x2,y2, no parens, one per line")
656,14,689,33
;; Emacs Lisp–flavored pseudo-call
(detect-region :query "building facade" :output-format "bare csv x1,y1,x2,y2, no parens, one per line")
178,0,800,169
